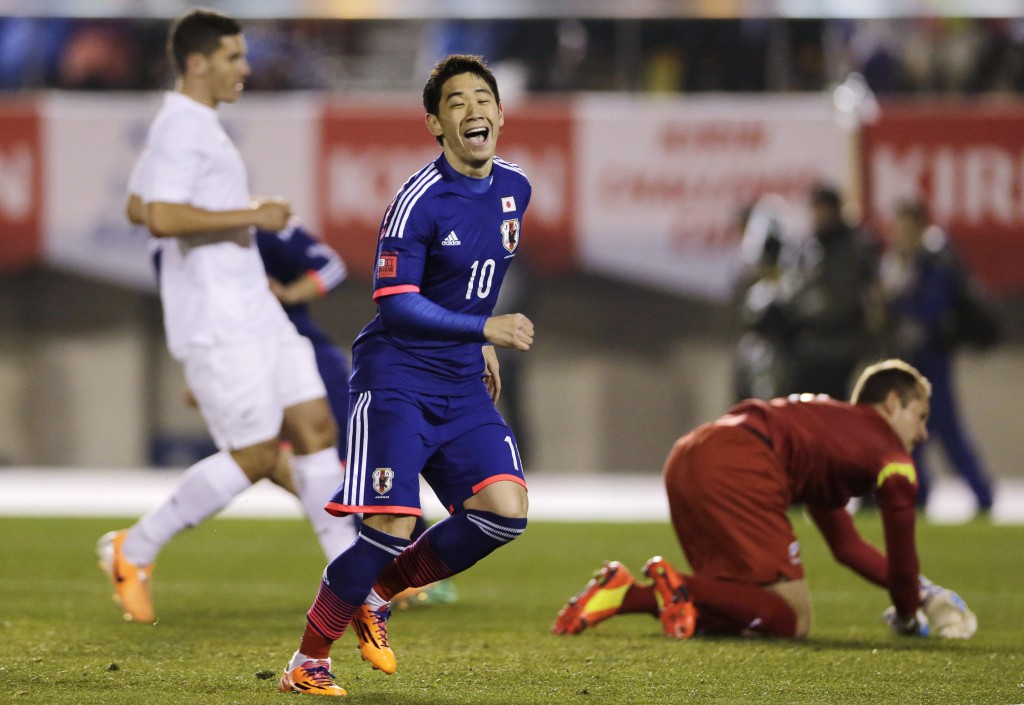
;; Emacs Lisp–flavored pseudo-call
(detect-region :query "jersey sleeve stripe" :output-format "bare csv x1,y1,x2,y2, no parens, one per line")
373,283,420,300
386,166,441,239
390,171,442,239
494,157,528,180
877,462,917,488
315,257,348,291
379,164,432,239
307,269,329,296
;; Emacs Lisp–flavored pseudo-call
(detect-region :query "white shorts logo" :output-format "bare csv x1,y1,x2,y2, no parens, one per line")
372,467,394,496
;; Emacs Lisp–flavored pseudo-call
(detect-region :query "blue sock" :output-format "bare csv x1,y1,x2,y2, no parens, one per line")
323,524,410,605
431,510,527,573
375,510,526,597
307,525,410,642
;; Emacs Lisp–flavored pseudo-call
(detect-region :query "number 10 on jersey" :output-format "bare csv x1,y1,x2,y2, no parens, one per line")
466,259,496,299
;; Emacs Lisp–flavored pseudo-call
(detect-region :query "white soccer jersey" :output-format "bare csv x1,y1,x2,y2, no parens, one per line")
129,92,288,358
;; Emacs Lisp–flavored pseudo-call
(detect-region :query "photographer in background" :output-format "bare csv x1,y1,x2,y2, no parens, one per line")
781,184,882,400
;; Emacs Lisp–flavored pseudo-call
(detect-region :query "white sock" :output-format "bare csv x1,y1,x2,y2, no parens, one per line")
123,451,251,565
288,651,328,670
365,588,388,610
292,448,358,560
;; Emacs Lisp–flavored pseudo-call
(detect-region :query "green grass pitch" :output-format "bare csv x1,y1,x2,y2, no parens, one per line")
0,514,1020,704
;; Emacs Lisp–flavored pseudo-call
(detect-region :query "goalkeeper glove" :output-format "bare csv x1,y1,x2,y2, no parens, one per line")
919,579,977,639
883,606,930,636
882,575,977,639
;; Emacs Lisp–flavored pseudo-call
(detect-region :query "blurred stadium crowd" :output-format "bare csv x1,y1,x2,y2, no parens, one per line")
3,15,1024,95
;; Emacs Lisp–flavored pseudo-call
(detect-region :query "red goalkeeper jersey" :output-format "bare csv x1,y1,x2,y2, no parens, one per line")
723,395,920,615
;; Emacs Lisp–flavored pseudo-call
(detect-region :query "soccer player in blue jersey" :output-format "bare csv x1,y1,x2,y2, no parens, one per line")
279,54,534,697
260,222,459,604
256,221,351,465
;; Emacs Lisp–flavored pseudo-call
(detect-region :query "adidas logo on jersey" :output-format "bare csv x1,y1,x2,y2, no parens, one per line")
441,231,461,246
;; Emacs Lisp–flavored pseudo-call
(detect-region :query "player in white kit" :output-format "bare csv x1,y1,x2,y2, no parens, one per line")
97,8,353,625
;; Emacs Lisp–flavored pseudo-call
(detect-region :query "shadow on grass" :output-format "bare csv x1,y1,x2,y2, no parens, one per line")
691,633,1024,656
804,636,1024,655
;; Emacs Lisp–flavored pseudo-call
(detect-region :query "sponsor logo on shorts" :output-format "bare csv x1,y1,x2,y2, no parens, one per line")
372,467,394,496
788,540,802,565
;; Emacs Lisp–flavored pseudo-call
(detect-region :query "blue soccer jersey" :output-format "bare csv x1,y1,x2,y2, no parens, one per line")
254,223,351,456
349,153,531,395
255,223,348,346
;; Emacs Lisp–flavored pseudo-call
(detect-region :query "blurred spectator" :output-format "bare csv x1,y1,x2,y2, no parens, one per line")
787,20,828,91
57,22,141,90
417,20,530,98
243,20,334,91
880,200,995,512
644,46,686,93
778,184,881,399
4,15,1024,96
0,17,71,89
840,19,906,94
905,18,986,93
418,20,513,70
548,19,589,90
964,19,1024,94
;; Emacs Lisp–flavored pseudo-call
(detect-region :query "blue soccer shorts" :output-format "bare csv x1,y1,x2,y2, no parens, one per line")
326,386,527,517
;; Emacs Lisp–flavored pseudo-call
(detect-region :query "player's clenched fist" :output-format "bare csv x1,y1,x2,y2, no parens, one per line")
250,196,292,231
484,313,534,352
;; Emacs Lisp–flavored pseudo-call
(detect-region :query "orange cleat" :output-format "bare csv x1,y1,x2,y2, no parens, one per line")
278,658,347,696
96,530,155,624
352,604,396,674
643,556,698,639
552,561,635,635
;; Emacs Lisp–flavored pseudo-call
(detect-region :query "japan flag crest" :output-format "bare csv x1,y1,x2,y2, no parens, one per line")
372,467,394,496
500,218,520,253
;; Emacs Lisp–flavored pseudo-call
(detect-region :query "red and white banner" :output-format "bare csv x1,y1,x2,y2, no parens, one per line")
0,102,42,275
575,95,849,300
41,94,160,288
5,93,1024,299
317,100,574,280
41,94,317,290
863,103,1024,296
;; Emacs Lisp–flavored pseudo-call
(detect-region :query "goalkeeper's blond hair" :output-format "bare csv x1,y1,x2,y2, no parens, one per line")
850,359,931,406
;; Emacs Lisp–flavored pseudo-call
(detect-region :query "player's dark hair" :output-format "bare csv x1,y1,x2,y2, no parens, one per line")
423,54,500,145
850,359,931,405
168,8,241,76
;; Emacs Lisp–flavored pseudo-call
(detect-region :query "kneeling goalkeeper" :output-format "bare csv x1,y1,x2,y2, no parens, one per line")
554,359,976,640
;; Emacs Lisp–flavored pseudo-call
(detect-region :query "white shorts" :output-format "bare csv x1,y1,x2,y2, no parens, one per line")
183,328,327,451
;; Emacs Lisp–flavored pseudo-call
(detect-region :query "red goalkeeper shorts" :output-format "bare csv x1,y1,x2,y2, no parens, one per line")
664,421,804,585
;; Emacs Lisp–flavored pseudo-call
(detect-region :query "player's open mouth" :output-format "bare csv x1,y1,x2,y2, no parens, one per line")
464,127,489,145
